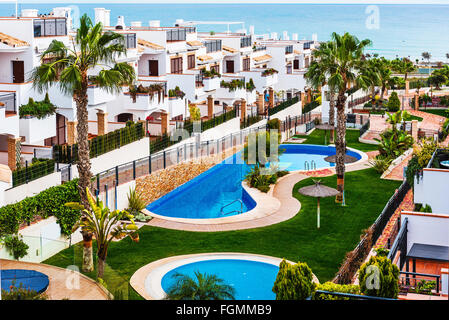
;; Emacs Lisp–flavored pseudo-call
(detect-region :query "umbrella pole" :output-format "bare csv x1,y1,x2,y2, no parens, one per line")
317,197,320,229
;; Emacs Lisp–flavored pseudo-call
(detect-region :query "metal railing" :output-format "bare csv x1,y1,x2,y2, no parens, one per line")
0,92,16,113
312,290,396,300
387,217,408,270
399,271,441,295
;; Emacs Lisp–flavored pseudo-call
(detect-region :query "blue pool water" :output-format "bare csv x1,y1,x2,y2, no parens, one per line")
161,259,279,300
1,269,49,294
147,144,362,219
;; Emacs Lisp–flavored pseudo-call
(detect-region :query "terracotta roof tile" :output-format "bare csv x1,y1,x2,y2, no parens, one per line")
138,38,164,50
197,55,213,62
187,40,203,47
253,54,272,62
223,45,238,53
0,32,29,48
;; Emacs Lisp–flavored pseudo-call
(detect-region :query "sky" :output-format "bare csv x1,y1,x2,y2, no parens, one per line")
1,0,449,4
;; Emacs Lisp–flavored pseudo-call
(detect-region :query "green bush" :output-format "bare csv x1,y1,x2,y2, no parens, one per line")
272,259,315,300
127,187,146,215
266,118,281,130
0,179,80,237
269,96,299,116
2,234,29,260
313,282,360,300
358,256,399,299
386,92,400,112
1,281,48,300
19,94,57,119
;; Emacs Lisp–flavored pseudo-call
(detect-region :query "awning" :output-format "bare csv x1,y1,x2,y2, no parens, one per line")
223,45,238,54
197,55,213,62
0,32,29,48
137,38,164,51
187,40,203,48
253,54,272,63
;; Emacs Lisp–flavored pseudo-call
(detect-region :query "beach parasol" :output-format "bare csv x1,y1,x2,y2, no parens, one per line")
298,179,339,229
315,123,334,145
324,154,358,164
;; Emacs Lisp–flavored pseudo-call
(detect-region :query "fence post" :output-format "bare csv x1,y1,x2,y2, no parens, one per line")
115,166,119,185
149,155,152,174
105,184,108,208
25,160,29,184
96,173,100,193
184,143,187,161
163,150,166,169
133,160,136,180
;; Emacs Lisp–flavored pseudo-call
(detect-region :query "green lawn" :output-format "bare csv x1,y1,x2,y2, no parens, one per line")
44,168,400,299
292,129,379,152
419,108,448,118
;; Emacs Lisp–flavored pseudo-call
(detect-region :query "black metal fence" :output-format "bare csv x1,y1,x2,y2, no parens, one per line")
53,122,145,164
359,119,370,137
12,159,56,187
268,96,299,116
388,217,408,270
334,180,411,284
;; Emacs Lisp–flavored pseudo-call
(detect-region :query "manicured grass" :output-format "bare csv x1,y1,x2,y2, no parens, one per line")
44,168,400,299
292,129,379,152
419,108,448,118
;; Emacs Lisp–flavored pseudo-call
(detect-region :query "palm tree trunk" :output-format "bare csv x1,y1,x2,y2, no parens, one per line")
81,228,94,272
329,91,335,144
335,91,347,203
73,72,94,273
97,246,108,279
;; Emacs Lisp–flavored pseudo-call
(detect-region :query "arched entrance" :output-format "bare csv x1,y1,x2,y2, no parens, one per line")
117,113,134,123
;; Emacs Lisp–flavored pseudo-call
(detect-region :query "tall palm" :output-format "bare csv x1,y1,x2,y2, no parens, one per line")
164,271,236,300
308,32,371,202
31,14,135,272
306,41,338,143
376,58,392,99
422,52,431,65
361,57,381,103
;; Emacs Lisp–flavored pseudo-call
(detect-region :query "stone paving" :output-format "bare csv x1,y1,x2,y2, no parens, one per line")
374,189,414,249
0,259,109,300
383,153,413,181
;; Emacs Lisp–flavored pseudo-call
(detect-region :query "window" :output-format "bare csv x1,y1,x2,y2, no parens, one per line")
166,27,195,42
240,35,252,48
33,18,67,37
303,41,313,50
171,57,183,74
286,64,292,74
204,40,222,53
285,45,293,54
124,33,136,49
242,58,250,71
187,54,195,69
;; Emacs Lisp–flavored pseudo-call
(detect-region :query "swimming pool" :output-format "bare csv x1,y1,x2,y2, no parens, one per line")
146,144,363,219
1,269,49,294
161,259,279,300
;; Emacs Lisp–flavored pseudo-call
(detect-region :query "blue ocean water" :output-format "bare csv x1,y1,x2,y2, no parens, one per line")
1,3,448,61
161,259,279,300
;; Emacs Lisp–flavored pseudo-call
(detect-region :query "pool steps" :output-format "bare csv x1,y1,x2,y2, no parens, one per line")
220,199,243,216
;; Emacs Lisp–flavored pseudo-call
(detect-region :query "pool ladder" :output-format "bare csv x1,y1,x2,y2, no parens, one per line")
304,160,317,171
220,199,243,216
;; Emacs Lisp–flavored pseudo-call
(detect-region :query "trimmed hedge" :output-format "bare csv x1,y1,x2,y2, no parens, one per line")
303,100,320,114
313,282,360,300
241,114,262,129
269,96,299,116
53,122,145,163
12,158,55,187
0,179,81,237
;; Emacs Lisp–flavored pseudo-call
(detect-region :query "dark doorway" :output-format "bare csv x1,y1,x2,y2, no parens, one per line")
226,60,234,73
117,113,134,123
294,59,300,70
12,61,25,83
149,60,159,76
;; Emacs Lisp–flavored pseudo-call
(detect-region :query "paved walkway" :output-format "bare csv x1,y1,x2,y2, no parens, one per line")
383,153,413,181
0,259,109,300
409,109,445,132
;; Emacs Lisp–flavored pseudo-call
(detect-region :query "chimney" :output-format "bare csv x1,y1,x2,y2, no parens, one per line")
312,33,318,42
282,31,289,40
292,33,298,41
94,8,105,25
116,16,125,29
104,10,110,27
131,21,142,27
270,32,278,40
21,9,38,17
249,25,255,35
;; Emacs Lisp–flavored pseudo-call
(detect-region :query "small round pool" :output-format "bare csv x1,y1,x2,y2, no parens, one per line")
1,269,49,294
440,160,449,168
161,259,279,300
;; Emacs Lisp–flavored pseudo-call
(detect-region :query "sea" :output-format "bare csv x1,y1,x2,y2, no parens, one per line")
0,2,448,61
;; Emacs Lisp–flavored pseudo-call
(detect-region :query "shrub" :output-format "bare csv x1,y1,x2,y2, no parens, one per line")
246,78,255,92
405,155,422,188
369,155,392,174
168,86,185,99
2,234,29,260
386,92,400,112
261,68,278,77
19,95,57,119
375,247,390,257
1,281,48,300
127,187,146,215
266,118,280,130
220,79,245,91
358,256,399,299
0,179,80,238
272,259,315,300
313,282,360,300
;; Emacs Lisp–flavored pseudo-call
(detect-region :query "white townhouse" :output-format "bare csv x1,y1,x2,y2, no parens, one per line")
0,8,72,171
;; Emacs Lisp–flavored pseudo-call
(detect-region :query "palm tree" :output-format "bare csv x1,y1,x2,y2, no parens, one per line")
306,32,371,202
31,14,135,272
391,57,416,83
361,57,381,103
306,41,338,143
66,188,139,279
164,271,236,300
422,52,431,65
377,58,392,99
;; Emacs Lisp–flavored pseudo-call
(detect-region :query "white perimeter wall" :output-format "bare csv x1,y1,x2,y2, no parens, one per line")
414,169,449,214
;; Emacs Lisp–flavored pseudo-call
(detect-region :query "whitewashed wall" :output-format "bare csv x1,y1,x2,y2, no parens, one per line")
401,212,449,253
414,169,449,214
